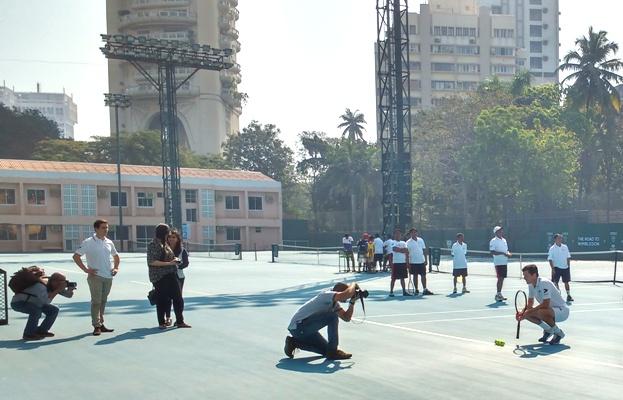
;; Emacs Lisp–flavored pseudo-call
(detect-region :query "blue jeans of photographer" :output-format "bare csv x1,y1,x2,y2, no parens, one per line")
288,311,339,356
11,301,59,336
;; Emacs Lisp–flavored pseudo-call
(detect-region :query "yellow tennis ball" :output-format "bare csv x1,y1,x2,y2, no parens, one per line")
495,339,505,347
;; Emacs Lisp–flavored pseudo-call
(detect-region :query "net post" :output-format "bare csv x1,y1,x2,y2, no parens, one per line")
316,248,320,265
518,254,523,280
271,243,278,263
0,268,7,326
254,243,257,262
613,250,618,285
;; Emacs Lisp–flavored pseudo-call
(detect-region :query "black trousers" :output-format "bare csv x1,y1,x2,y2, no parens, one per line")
154,272,184,325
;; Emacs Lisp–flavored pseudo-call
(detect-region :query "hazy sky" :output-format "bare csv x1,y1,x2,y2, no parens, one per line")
1,0,622,151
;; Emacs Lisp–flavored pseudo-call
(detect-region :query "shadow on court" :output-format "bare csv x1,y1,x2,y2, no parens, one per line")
515,343,571,358
94,327,172,345
486,301,509,308
0,333,92,350
275,356,354,373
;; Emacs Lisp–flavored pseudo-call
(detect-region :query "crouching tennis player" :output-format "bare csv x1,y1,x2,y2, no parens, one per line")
518,264,569,344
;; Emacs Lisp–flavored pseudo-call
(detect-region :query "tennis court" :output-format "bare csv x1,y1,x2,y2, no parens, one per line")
1,251,622,399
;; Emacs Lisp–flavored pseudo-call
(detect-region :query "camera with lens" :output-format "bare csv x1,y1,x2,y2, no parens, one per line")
354,288,368,300
65,281,78,290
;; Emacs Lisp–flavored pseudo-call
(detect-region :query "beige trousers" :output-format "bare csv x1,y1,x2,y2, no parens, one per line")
87,275,113,328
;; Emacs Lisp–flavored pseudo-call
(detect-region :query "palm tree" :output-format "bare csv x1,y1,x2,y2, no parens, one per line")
338,108,367,142
558,27,623,219
558,26,623,113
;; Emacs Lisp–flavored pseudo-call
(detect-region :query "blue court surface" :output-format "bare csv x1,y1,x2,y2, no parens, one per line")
1,252,622,399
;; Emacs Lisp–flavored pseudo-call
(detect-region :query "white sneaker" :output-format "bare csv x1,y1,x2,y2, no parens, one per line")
494,293,503,301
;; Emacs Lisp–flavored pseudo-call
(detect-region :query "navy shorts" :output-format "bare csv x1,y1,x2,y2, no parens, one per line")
453,268,468,277
374,254,383,262
392,263,408,279
553,267,571,283
409,263,427,275
495,265,508,278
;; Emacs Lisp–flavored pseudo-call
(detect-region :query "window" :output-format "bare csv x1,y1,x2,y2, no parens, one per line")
410,79,421,90
111,192,128,207
409,24,416,34
456,81,478,91
432,80,455,91
491,47,514,56
225,195,239,210
185,190,197,203
494,29,514,38
0,189,15,205
255,227,262,233
431,45,455,54
248,196,263,211
431,98,448,107
226,227,241,241
530,25,542,37
81,184,96,216
0,224,17,240
409,43,420,53
27,189,45,205
201,189,215,218
137,192,154,207
28,225,47,241
530,57,543,69
491,64,515,74
186,208,197,222
136,225,155,247
530,9,542,21
456,46,479,55
529,0,542,4
530,41,543,53
456,63,480,73
432,62,455,72
108,225,129,241
202,225,216,244
409,61,421,70
410,97,422,106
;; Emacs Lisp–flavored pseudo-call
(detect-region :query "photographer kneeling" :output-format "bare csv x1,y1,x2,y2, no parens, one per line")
10,266,75,341
285,282,363,360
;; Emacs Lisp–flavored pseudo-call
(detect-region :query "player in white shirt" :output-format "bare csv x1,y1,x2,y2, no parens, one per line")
451,233,469,294
389,228,412,297
382,236,393,272
373,234,385,272
489,226,512,302
547,233,573,302
517,264,569,345
406,228,433,295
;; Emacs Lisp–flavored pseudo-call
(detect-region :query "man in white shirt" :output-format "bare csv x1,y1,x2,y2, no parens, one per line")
517,264,570,345
489,226,512,302
547,233,573,302
342,234,355,272
451,233,469,294
373,234,384,272
390,228,411,297
284,282,359,360
406,228,433,295
72,219,120,336
382,235,393,272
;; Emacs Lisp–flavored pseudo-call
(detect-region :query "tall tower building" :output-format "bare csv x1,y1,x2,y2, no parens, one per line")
476,0,560,84
405,0,517,109
106,0,242,155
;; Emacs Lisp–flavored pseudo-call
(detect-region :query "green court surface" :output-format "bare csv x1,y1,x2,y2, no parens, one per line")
1,252,622,399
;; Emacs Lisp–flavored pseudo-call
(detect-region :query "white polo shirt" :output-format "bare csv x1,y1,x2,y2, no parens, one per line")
451,242,468,269
383,239,394,254
548,243,571,269
373,237,384,254
528,277,568,309
75,234,118,279
392,240,408,264
406,237,426,264
489,237,509,266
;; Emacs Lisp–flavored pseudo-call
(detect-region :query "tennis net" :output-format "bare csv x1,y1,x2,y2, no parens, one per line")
185,242,242,261
431,248,622,283
273,244,344,268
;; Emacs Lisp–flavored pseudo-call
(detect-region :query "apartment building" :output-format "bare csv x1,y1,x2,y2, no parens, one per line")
0,83,78,139
0,159,281,252
406,0,517,108
106,0,242,155
477,0,560,84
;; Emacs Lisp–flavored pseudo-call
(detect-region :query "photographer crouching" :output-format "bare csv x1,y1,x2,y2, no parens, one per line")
284,282,367,360
9,266,76,341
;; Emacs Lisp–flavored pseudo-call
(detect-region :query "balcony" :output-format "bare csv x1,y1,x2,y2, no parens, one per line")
218,0,238,12
220,27,239,40
131,0,191,9
119,11,197,29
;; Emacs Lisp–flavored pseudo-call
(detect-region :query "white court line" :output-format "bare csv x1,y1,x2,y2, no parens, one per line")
393,307,623,325
366,301,623,319
358,318,623,370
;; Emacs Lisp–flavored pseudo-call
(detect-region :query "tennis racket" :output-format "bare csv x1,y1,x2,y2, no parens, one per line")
515,290,527,339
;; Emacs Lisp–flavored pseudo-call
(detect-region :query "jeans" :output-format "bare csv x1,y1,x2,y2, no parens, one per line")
11,301,59,336
166,277,185,319
154,272,184,325
87,275,113,328
288,311,339,356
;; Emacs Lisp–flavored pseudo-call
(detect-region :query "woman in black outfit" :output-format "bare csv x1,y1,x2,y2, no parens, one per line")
147,223,191,329
164,229,189,326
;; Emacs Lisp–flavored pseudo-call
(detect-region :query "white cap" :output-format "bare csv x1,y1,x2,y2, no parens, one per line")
493,226,503,234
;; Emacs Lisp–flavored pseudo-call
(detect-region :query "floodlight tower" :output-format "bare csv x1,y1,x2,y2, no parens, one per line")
100,34,234,230
376,0,412,234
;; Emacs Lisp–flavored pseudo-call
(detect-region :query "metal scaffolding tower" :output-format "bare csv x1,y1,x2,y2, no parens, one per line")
376,0,413,234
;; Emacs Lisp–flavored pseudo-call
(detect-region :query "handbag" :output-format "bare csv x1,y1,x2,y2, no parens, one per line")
147,287,156,306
